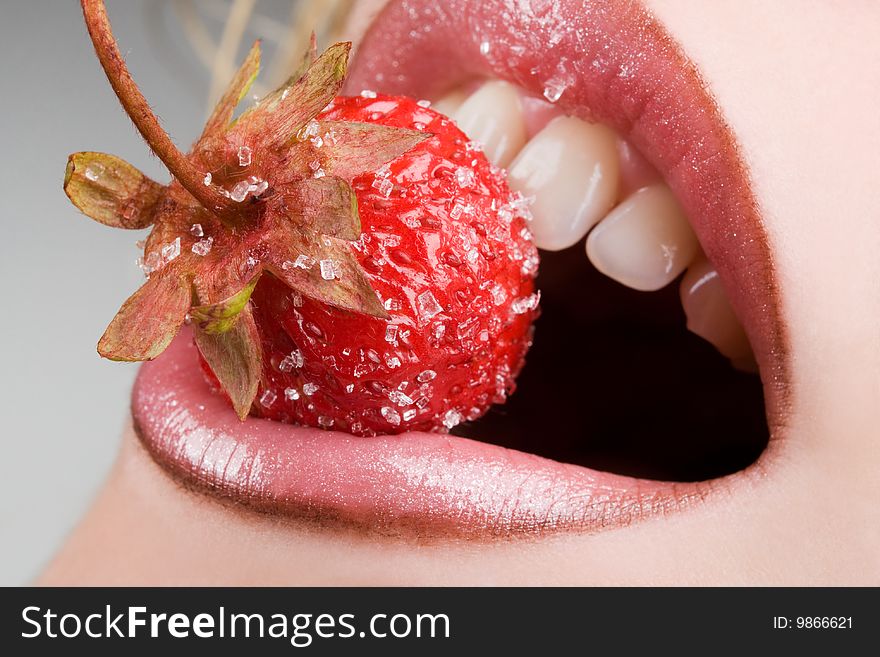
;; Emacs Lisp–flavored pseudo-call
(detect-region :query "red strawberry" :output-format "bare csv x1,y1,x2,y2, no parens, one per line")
65,0,538,435
248,94,538,435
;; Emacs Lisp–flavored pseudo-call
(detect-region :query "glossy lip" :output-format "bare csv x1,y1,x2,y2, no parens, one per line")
133,0,789,540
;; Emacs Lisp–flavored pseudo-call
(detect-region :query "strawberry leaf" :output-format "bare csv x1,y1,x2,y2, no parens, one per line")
194,305,262,420
200,40,261,141
236,42,351,148
64,152,162,229
264,226,388,319
288,31,318,87
189,272,261,334
288,176,360,241
317,121,430,181
98,268,191,361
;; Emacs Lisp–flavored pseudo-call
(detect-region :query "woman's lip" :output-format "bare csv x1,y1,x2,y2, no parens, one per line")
133,0,789,540
134,333,709,539
348,0,790,421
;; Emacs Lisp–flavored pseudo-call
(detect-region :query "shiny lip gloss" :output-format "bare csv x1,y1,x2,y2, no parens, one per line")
132,0,789,540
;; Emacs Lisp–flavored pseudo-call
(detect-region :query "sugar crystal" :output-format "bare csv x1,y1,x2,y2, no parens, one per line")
442,409,463,429
381,407,401,426
237,146,252,167
543,76,569,103
303,382,318,396
320,259,336,280
511,291,541,315
144,251,161,274
161,237,181,264
249,178,268,195
497,204,514,223
417,369,436,383
299,119,320,140
259,389,277,407
490,283,507,306
372,177,393,197
449,202,470,220
417,291,443,321
284,387,300,401
229,180,250,202
191,237,213,256
388,390,414,407
285,254,314,270
455,166,475,188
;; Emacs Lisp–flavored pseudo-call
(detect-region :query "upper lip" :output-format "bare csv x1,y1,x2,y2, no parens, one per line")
132,0,789,539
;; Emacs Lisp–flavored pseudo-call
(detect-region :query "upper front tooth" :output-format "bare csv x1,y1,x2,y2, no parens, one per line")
585,183,699,291
453,81,527,167
507,116,619,251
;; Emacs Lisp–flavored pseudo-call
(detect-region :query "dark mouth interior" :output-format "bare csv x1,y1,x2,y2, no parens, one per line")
456,240,769,482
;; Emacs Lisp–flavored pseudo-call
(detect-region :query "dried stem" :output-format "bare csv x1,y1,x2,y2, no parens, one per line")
80,0,235,216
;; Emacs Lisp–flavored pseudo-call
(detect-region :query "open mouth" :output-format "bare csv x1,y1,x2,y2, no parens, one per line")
133,0,788,539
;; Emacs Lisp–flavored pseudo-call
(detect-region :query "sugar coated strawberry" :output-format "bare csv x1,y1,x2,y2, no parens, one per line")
65,0,539,435
249,95,538,434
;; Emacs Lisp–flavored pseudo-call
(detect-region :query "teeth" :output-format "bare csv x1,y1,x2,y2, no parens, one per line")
432,89,468,117
439,79,754,370
680,256,757,370
507,116,619,251
585,184,699,291
453,81,527,167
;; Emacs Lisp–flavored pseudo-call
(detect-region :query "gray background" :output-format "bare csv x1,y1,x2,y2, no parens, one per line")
0,0,297,585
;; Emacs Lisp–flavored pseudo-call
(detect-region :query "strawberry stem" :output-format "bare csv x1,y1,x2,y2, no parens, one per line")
80,0,235,217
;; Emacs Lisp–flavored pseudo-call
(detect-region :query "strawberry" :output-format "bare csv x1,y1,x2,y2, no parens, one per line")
65,0,538,435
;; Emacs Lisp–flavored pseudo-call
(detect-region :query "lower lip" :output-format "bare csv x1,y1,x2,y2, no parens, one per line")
133,333,708,538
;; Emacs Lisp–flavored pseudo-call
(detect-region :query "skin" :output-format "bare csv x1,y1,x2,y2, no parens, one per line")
39,0,880,585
